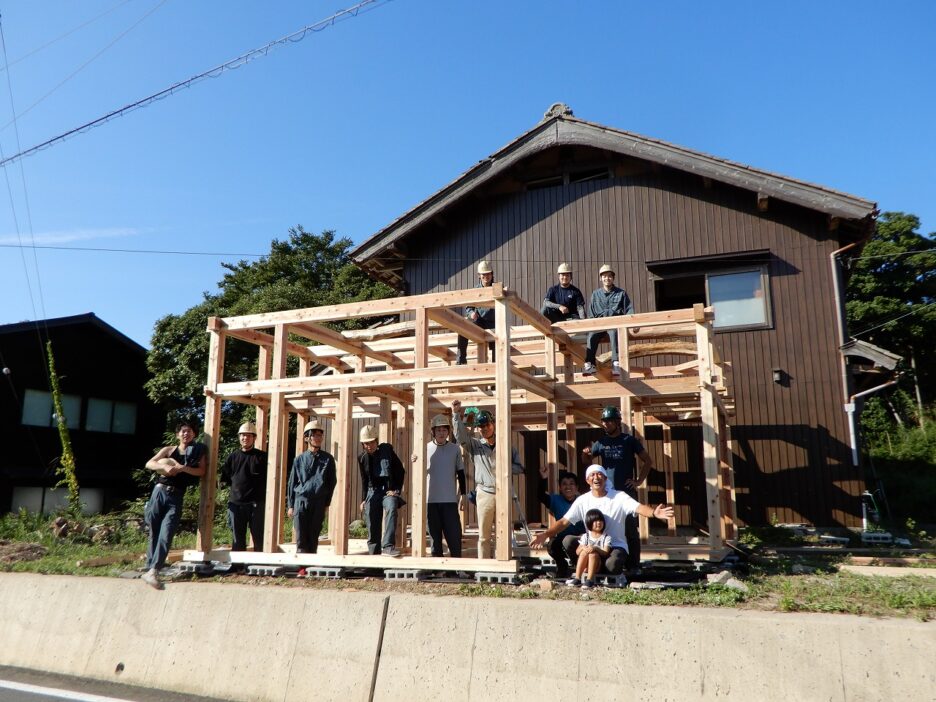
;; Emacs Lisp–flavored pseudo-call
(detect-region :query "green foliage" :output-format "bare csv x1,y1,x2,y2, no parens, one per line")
846,212,936,408
145,226,394,435
46,341,81,516
866,422,936,523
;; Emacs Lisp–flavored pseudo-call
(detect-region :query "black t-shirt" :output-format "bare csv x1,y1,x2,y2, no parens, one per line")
544,283,586,316
157,443,207,491
590,433,644,492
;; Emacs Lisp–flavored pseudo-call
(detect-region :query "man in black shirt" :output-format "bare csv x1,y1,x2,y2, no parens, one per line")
142,417,207,588
540,262,586,323
220,421,268,553
358,425,406,556
456,260,498,365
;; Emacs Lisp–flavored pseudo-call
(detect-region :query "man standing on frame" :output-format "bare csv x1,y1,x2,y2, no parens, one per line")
456,260,497,365
583,263,633,376
582,405,654,570
142,417,207,589
358,425,406,557
287,419,336,554
425,413,466,558
219,421,267,554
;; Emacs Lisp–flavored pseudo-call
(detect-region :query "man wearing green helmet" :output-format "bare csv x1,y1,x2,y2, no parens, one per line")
451,400,524,559
582,404,654,570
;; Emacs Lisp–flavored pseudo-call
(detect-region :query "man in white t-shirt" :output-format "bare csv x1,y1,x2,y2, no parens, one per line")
530,465,673,575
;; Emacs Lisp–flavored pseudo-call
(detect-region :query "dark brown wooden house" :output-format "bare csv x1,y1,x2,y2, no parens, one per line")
351,104,882,527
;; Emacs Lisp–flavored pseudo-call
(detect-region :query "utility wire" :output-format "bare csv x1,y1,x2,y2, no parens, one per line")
851,301,936,339
0,0,388,169
1,0,171,132
0,0,132,74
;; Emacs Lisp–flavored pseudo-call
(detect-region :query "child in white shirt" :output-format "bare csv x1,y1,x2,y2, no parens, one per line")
567,508,611,589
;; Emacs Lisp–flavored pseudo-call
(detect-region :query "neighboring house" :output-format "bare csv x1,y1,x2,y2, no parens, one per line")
352,104,889,527
0,314,162,514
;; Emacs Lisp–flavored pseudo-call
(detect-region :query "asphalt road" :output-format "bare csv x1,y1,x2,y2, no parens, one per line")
0,667,224,702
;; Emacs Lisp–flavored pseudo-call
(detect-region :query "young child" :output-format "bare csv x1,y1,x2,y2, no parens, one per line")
567,508,611,589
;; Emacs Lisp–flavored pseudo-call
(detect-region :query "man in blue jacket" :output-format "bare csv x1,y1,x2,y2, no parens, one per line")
456,260,497,365
287,419,337,554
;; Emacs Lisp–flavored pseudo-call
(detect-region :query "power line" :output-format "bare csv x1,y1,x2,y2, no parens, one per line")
1,0,170,132
0,0,390,169
851,300,936,339
0,242,265,257
0,0,133,74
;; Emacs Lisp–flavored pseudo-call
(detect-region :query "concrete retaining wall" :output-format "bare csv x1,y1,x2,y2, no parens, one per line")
0,573,933,701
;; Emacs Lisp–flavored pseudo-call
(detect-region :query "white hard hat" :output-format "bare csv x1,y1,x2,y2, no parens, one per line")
598,264,615,276
557,262,572,274
303,419,323,434
477,260,493,274
359,425,379,443
238,422,257,435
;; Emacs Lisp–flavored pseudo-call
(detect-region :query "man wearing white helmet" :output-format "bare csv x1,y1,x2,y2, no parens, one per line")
456,260,498,365
287,419,337,554
583,263,633,376
425,413,466,557
358,425,406,557
220,421,268,553
540,262,586,323
530,465,673,579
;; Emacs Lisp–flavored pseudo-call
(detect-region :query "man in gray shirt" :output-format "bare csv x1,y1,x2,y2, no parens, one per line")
584,263,633,377
452,400,523,559
425,413,466,557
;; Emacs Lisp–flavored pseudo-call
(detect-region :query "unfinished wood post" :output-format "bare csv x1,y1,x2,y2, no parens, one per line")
411,380,429,557
261,323,289,552
494,297,512,561
294,358,311,456
255,345,272,451
378,396,392,444
332,386,354,556
544,337,558,525
619,319,632,427
633,402,649,544
662,423,677,536
695,305,723,549
196,317,226,553
565,410,578,476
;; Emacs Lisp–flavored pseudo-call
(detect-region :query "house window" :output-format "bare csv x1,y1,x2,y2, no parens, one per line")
86,398,137,434
652,256,772,331
22,389,82,428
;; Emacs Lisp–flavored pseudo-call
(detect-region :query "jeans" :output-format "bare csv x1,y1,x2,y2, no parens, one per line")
144,485,184,570
561,534,627,575
294,499,327,553
476,489,496,559
228,501,264,552
427,502,462,557
364,491,399,554
585,329,619,364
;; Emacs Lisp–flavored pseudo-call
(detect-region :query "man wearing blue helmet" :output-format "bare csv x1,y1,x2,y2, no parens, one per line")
582,405,654,570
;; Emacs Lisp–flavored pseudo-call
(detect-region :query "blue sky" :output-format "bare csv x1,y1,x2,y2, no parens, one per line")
0,0,933,348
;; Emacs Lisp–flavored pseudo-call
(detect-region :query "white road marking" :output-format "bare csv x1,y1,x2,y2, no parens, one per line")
0,679,138,702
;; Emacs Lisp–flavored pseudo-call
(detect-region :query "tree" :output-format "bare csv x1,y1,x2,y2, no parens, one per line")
846,212,936,424
145,226,394,439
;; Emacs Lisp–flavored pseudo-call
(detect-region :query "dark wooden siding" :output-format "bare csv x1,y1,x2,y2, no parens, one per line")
402,168,862,527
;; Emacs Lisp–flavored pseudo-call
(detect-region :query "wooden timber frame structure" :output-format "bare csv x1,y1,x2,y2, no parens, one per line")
184,284,737,573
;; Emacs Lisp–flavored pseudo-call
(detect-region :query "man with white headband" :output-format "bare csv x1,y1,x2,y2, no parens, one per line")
530,464,673,577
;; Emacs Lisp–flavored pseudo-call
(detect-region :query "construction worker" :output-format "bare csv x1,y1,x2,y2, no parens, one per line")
582,405,654,570
452,400,523,559
358,425,406,557
540,262,586,323
530,465,673,577
584,263,633,376
287,419,337,554
456,260,497,365
219,421,268,553
142,417,207,589
425,413,466,557
535,465,584,579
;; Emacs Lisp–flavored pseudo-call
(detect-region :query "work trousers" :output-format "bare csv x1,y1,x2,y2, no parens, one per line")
427,502,462,557
293,499,327,553
476,489,496,559
585,329,619,364
561,534,627,575
456,317,496,364
364,491,399,554
228,501,264,552
541,309,582,324
144,485,184,571
548,532,574,578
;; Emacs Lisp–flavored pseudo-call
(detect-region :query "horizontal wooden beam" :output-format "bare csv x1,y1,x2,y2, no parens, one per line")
555,376,700,401
427,307,493,344
291,322,405,369
222,284,505,330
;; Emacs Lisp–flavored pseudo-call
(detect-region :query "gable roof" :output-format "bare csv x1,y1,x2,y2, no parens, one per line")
351,106,877,279
0,313,147,355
